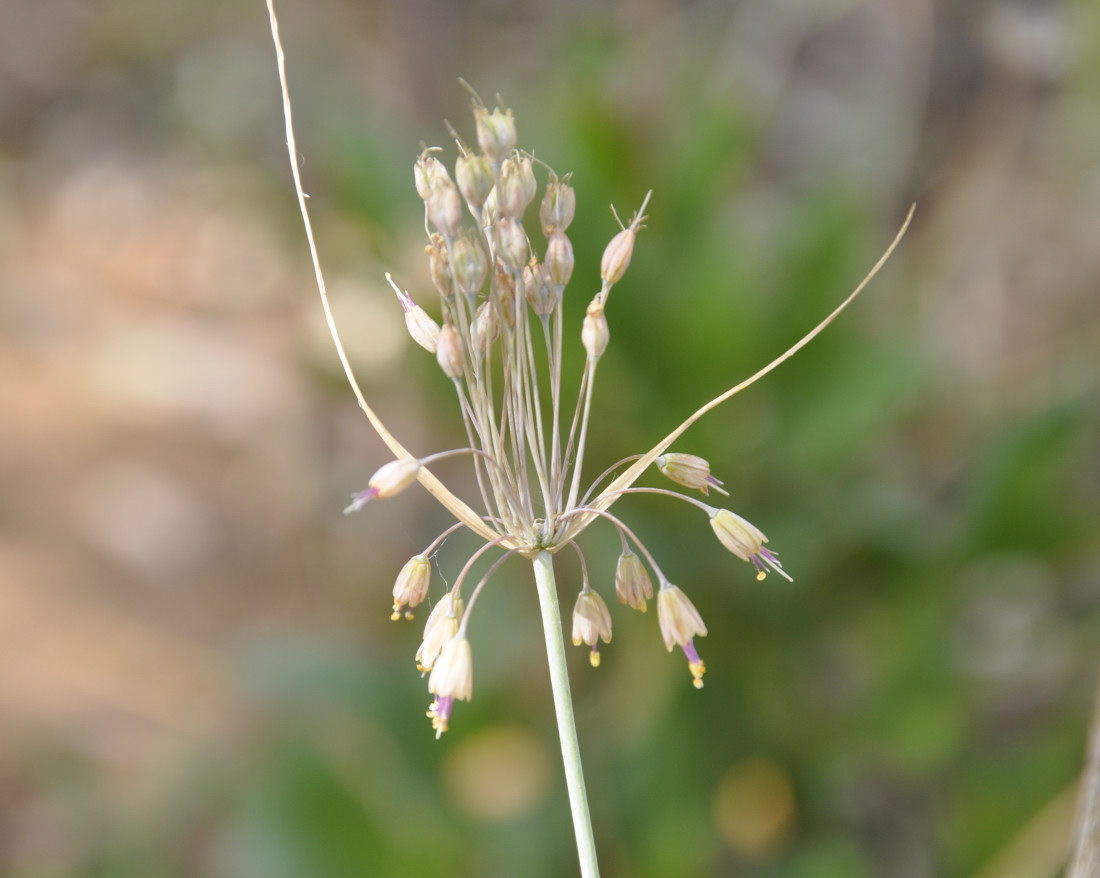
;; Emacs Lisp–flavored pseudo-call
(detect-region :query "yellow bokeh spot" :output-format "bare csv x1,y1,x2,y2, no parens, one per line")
442,725,553,822
713,757,795,861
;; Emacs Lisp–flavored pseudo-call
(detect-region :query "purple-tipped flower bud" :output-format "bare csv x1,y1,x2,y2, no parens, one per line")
655,453,727,496
572,589,612,667
436,323,465,379
601,226,636,285
392,554,432,620
545,231,574,286
475,106,516,163
524,261,558,316
426,235,455,298
657,583,707,689
451,232,488,295
426,181,463,238
708,509,791,581
498,156,535,218
455,153,494,209
540,176,576,235
427,635,473,736
389,276,441,353
494,216,529,271
414,152,449,200
345,458,421,513
582,300,609,358
615,550,653,612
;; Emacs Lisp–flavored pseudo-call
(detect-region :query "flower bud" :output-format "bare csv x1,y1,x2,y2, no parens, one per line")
404,304,440,354
494,216,529,271
657,583,707,689
540,176,576,234
426,235,455,298
498,156,535,218
416,589,463,671
426,181,463,238
615,550,653,612
475,106,517,162
572,589,612,667
345,458,421,513
436,323,465,379
524,261,558,316
600,227,636,285
655,453,727,496
451,232,488,295
429,635,473,701
472,300,500,353
545,231,574,286
581,300,609,358
708,509,790,581
455,153,494,209
414,152,449,200
494,263,517,327
392,554,432,620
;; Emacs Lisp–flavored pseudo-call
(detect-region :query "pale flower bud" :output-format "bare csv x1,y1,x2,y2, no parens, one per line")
416,590,463,671
427,181,463,238
657,583,707,689
455,153,494,209
392,554,432,620
540,176,576,234
428,635,473,701
582,300,609,358
498,156,535,218
494,263,517,327
524,261,558,316
572,589,612,667
472,300,500,353
414,152,449,200
345,458,421,513
494,216,529,271
615,550,653,612
405,305,440,354
436,323,465,379
600,227,636,285
655,453,727,496
545,231,574,286
709,509,790,581
451,232,488,295
426,235,455,298
475,106,517,162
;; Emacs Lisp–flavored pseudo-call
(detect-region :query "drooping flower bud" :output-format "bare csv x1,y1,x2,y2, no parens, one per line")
426,180,463,238
600,226,636,285
494,216,529,271
451,232,488,295
416,589,463,672
615,550,653,612
455,153,494,209
475,106,517,163
582,300,609,358
540,176,575,235
414,152,449,200
426,235,455,298
436,323,465,379
392,554,432,620
524,262,558,316
345,458,421,513
657,583,707,689
427,635,473,737
545,231,574,287
572,589,612,667
708,509,790,581
655,453,727,496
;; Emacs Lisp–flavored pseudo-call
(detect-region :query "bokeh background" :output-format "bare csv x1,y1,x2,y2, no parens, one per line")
1,0,1098,875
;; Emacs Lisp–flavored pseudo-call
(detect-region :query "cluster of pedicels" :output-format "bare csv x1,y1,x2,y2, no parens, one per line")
346,95,790,737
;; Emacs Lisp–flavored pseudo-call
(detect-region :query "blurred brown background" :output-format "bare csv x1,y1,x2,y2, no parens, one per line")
0,0,1097,876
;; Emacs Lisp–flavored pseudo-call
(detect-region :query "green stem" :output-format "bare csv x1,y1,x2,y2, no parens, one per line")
532,551,600,878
